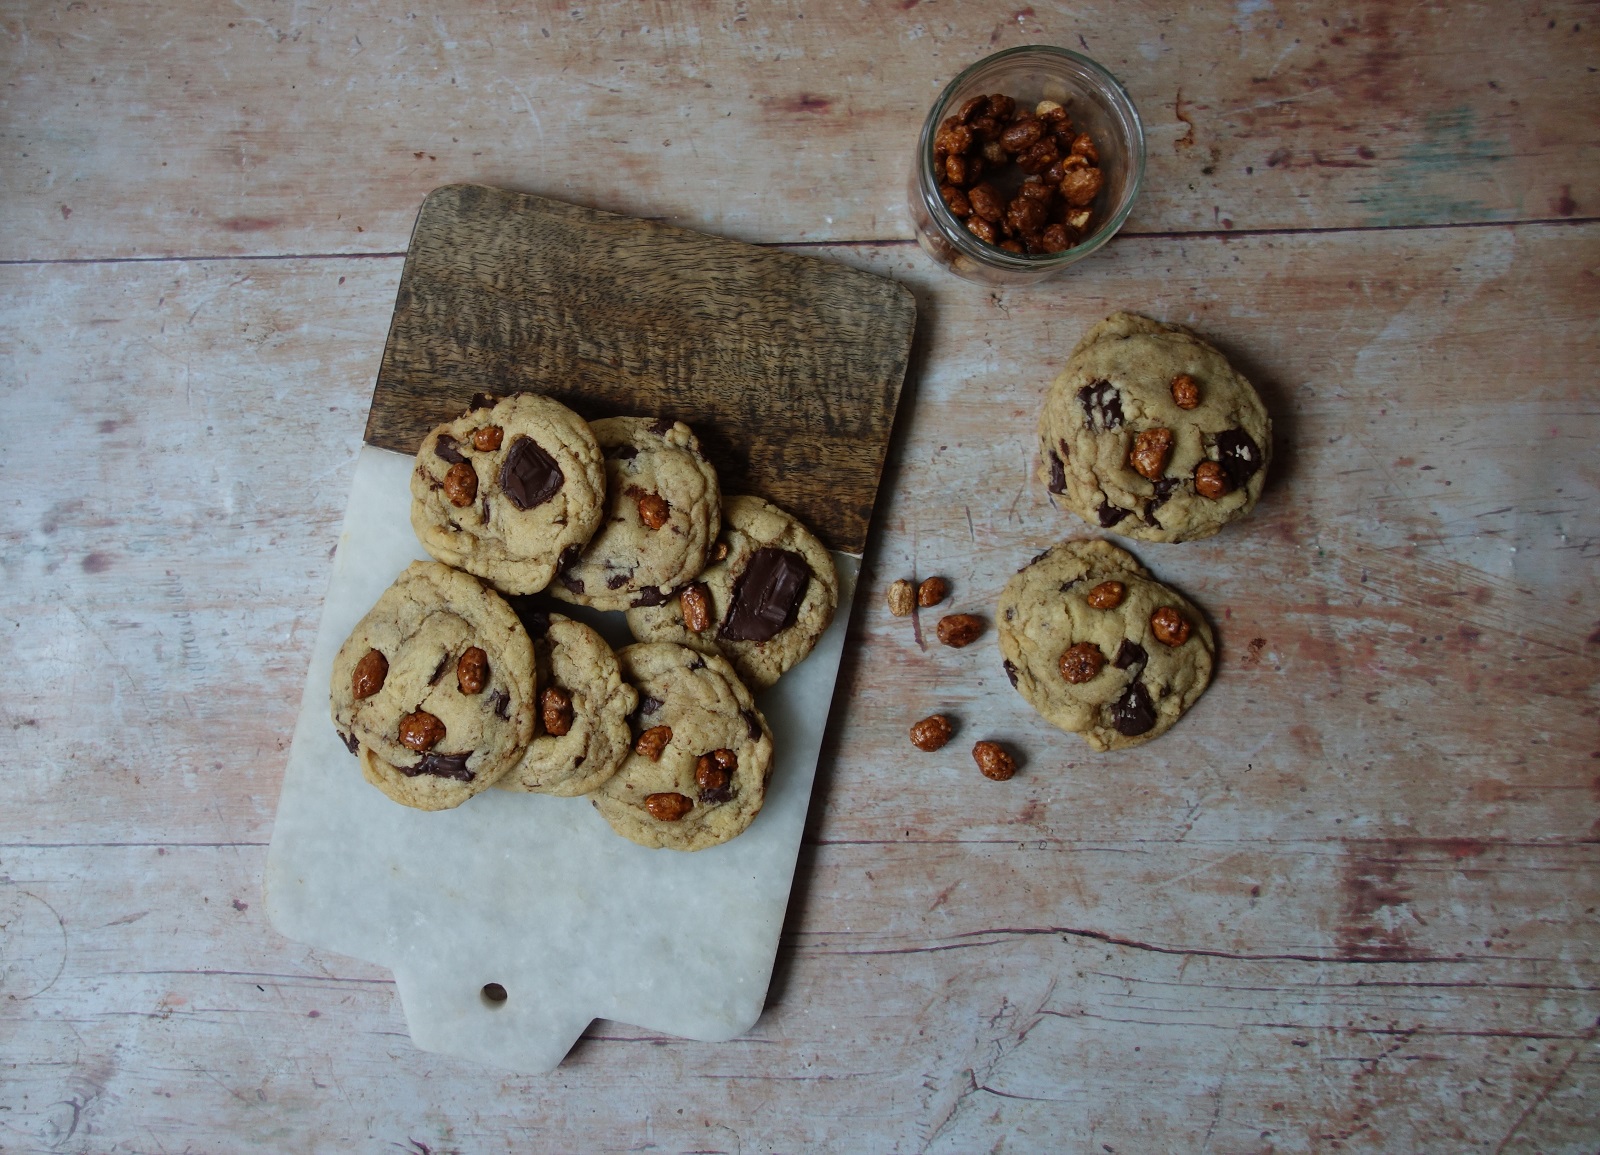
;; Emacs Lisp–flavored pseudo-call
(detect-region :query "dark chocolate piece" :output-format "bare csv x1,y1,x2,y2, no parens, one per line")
1057,578,1079,594
338,729,360,755
606,572,631,590
630,586,673,608
469,392,498,410
434,435,467,465
498,436,564,511
1109,682,1156,737
1078,380,1123,431
648,416,675,436
687,655,706,671
741,709,762,741
1047,450,1067,494
488,689,511,719
404,751,475,781
1215,428,1263,490
1003,659,1019,687
718,547,811,643
1112,639,1147,670
557,572,585,595
639,695,664,716
428,653,450,686
698,785,734,806
1097,501,1129,528
1144,478,1180,524
607,444,639,461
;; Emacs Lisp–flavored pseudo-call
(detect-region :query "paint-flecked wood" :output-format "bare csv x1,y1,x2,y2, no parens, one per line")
366,184,915,555
3,218,1597,1150
1,1,1595,261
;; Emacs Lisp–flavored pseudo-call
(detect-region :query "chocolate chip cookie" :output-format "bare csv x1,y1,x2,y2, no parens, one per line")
549,416,721,612
331,561,537,809
1038,312,1271,543
411,393,607,594
996,539,1214,750
495,610,639,797
591,643,774,851
625,495,837,691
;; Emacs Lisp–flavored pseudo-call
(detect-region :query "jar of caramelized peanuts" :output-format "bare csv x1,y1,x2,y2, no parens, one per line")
908,45,1145,285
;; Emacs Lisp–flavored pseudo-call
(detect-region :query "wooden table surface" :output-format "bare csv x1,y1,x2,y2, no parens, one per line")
2,3,1596,1151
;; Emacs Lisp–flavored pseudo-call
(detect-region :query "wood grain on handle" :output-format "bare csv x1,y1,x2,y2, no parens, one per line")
367,184,917,556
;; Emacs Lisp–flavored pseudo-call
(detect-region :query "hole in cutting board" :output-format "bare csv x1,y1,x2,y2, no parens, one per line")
481,982,508,1007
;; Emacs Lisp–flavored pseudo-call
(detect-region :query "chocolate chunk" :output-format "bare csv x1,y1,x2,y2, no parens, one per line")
1003,659,1019,687
1113,639,1147,670
698,785,734,805
640,695,664,716
741,709,762,741
630,586,672,608
1144,477,1180,524
1097,501,1128,527
1215,428,1263,490
1078,380,1123,431
338,729,359,755
469,392,498,410
1109,682,1156,736
434,435,467,465
404,751,475,781
488,689,511,719
557,572,585,595
427,653,450,686
607,444,639,461
1057,579,1079,594
1047,450,1067,494
606,572,631,590
648,416,675,435
718,547,811,643
498,437,564,510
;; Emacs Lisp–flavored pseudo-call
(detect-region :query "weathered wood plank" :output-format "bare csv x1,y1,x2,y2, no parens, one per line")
2,0,1595,260
1,843,1595,1152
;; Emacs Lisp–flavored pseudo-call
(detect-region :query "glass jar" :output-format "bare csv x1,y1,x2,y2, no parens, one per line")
908,45,1146,286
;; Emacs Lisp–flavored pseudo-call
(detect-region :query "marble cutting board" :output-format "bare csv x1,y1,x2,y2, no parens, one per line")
263,186,913,1071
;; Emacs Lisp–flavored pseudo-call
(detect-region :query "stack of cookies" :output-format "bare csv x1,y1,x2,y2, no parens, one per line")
331,392,838,852
998,312,1272,749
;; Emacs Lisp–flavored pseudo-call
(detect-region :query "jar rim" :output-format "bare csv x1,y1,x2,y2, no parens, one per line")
916,44,1146,272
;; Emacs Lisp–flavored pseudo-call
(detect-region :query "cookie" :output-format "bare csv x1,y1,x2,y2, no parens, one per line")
591,643,774,851
410,393,607,595
996,539,1214,751
625,495,837,691
1038,312,1271,543
494,610,639,797
331,561,537,809
549,417,721,612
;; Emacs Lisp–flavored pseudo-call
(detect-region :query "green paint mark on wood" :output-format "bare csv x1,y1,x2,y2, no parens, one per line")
1356,107,1511,228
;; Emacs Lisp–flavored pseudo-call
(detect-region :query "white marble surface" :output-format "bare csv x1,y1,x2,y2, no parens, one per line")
264,445,857,1072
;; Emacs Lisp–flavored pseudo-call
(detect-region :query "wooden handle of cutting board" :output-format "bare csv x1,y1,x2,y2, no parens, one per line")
365,184,917,556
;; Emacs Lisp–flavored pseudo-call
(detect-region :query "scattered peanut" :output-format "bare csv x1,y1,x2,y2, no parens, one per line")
1193,460,1232,499
1150,607,1192,647
1058,642,1106,684
456,646,489,695
398,710,446,752
680,582,713,632
1170,373,1201,410
443,461,478,507
645,792,693,822
634,725,672,760
972,740,1016,781
917,576,950,608
540,687,573,737
637,493,670,530
1085,581,1126,610
887,579,916,617
936,613,985,648
909,714,954,752
352,649,388,699
1128,427,1175,481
